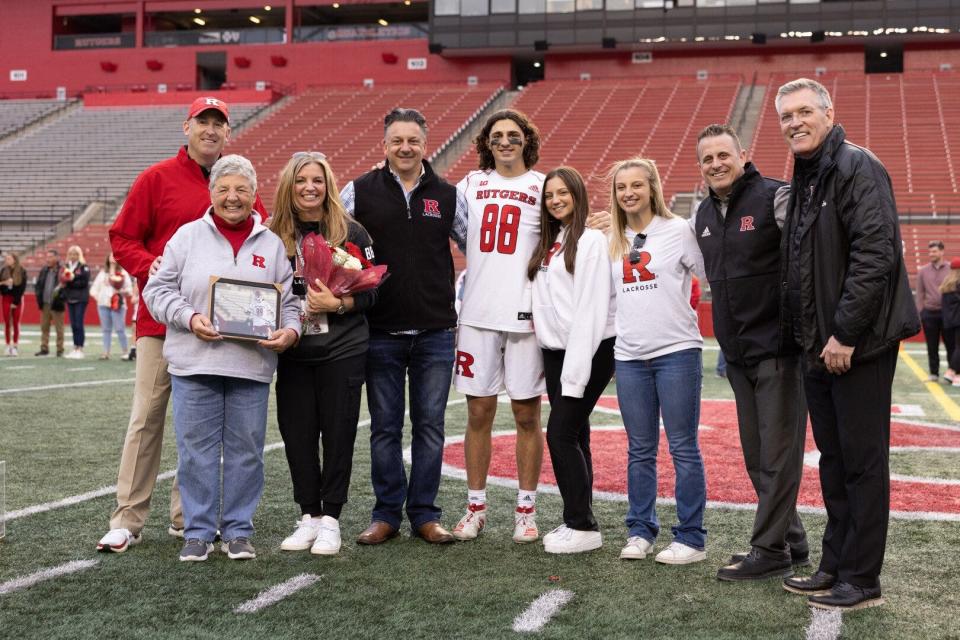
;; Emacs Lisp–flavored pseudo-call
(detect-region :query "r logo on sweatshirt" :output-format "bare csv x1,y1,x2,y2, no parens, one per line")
621,253,655,284
252,255,266,268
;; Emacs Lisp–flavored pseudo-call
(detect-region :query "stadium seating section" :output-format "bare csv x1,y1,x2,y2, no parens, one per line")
2,70,959,282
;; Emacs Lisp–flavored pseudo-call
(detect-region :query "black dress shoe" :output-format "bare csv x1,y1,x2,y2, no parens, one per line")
783,571,836,596
809,581,884,611
717,549,793,582
729,547,810,568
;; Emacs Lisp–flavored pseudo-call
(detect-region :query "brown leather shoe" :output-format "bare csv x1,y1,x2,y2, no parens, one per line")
356,521,399,545
417,521,455,544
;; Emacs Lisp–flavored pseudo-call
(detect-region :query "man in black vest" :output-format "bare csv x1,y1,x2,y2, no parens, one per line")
341,107,464,545
693,124,809,582
776,79,919,610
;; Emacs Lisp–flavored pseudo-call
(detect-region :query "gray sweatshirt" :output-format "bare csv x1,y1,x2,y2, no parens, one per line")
143,208,301,383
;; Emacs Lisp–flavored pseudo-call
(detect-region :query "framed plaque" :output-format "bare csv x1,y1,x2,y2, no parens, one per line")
209,277,281,341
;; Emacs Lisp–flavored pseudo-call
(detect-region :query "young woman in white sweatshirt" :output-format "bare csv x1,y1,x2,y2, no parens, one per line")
529,166,616,554
607,157,708,566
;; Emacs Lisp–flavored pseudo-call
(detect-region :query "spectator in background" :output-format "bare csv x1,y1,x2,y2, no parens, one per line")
89,253,134,360
34,249,65,357
939,258,960,388
916,240,951,381
62,245,91,359
1,251,27,356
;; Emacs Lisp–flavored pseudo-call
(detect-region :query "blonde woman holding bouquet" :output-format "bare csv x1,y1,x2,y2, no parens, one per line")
62,245,91,359
269,152,379,556
90,253,134,359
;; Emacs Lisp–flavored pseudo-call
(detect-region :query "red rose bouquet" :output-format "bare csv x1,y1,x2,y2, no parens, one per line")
59,267,75,285
300,232,388,296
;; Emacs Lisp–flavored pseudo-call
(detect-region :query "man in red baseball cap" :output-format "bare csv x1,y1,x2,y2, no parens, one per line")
98,95,266,554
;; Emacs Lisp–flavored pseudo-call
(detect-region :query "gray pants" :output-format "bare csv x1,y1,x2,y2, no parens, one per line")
726,355,808,558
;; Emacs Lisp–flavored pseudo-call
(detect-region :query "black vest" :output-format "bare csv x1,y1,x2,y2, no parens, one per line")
353,160,458,331
695,163,793,366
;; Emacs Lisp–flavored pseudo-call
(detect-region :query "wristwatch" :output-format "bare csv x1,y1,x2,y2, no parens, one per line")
335,299,347,315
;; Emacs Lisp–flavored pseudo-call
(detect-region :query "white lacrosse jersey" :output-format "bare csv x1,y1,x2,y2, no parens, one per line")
457,168,545,333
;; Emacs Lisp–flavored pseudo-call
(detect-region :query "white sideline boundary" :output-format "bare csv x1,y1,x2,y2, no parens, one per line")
234,573,322,614
512,589,574,633
0,559,99,595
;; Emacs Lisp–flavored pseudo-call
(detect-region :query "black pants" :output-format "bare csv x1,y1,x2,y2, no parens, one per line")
921,309,953,376
947,326,960,373
726,356,808,559
803,346,898,588
276,354,366,519
542,337,616,531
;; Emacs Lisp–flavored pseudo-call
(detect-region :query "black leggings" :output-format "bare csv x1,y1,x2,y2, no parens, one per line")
542,337,616,531
276,354,366,519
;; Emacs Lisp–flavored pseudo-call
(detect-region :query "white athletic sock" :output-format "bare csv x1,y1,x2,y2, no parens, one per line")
468,489,487,508
517,490,536,510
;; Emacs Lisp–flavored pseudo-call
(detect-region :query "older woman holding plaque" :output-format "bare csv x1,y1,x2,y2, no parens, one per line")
143,154,300,562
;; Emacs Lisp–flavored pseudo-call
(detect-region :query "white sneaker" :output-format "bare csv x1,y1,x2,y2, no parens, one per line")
620,535,654,560
280,515,323,551
452,504,487,540
543,525,602,554
4,346,11,356
10,346,18,357
66,349,84,359
96,528,142,553
655,541,707,565
310,516,342,555
513,507,539,543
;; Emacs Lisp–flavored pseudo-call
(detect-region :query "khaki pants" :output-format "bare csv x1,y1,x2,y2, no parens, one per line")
39,304,64,354
109,336,183,533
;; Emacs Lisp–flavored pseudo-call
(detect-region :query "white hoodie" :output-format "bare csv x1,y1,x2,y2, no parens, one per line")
532,227,616,398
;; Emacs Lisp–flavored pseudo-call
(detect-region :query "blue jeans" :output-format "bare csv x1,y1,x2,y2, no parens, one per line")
171,374,269,542
616,348,707,550
97,304,128,354
67,298,87,347
366,329,455,530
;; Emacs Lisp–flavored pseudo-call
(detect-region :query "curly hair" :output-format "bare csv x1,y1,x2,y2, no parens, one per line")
474,109,540,171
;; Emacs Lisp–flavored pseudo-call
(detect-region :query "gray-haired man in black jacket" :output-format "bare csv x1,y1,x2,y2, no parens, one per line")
776,78,920,611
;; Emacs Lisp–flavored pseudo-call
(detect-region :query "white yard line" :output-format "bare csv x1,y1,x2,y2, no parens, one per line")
0,377,135,395
65,367,96,372
234,573,322,614
512,589,575,633
804,608,843,640
0,560,99,596
2,365,35,370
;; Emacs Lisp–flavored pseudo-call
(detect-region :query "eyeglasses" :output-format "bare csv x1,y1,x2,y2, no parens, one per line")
628,233,647,264
292,151,327,161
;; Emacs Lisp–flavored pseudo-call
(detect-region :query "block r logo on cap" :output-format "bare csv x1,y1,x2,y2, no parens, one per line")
187,96,230,123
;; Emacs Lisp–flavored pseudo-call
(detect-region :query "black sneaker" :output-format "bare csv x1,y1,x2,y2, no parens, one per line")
809,581,884,611
729,547,811,568
783,570,836,596
34,349,49,357
222,537,256,560
717,549,793,582
179,539,214,562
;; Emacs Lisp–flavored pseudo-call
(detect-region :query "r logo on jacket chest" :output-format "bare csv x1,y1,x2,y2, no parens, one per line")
739,216,755,232
423,199,442,218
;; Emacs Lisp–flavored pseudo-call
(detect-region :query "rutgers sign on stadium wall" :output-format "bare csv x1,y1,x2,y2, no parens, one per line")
433,398,960,522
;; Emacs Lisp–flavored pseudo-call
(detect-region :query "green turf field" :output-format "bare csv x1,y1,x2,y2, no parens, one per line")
1,327,959,639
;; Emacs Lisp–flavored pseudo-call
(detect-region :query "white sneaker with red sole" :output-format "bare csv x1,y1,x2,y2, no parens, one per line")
452,504,487,540
96,528,142,553
513,506,539,543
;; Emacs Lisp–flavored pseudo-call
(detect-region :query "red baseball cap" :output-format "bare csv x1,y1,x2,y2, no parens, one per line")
187,96,230,123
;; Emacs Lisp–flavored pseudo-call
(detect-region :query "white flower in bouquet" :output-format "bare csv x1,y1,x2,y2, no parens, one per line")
330,246,362,271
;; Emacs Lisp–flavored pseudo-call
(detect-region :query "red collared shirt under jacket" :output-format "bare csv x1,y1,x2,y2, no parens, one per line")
109,146,266,339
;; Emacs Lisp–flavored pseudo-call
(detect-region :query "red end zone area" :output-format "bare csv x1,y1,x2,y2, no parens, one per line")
439,397,960,521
